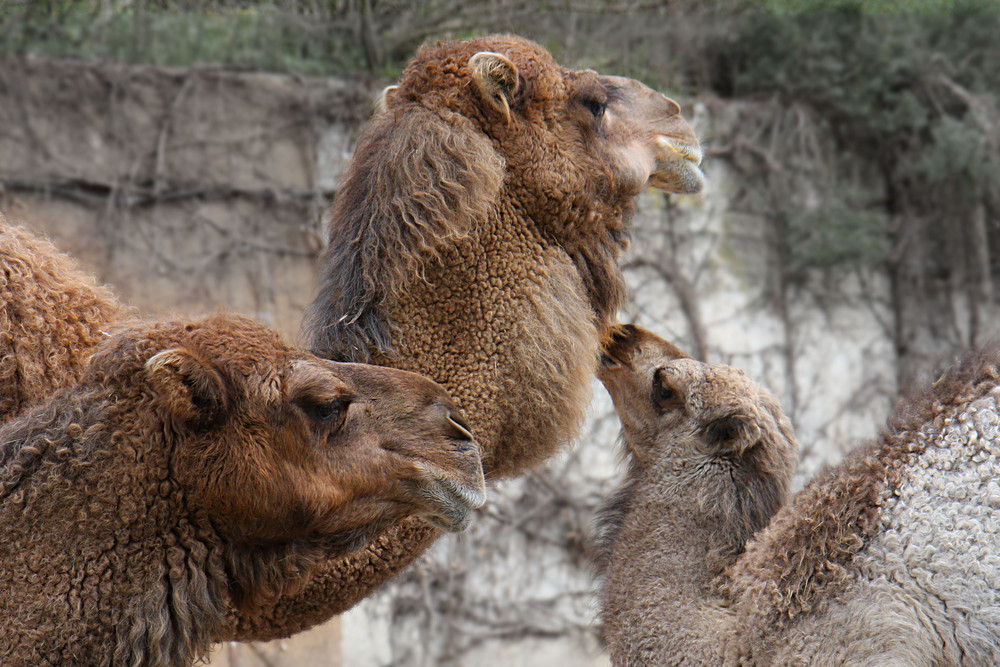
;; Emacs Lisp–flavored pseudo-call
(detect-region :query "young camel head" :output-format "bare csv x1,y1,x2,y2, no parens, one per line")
597,324,798,560
92,314,486,553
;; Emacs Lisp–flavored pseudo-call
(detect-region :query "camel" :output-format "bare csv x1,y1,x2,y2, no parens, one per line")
0,313,485,666
597,323,1000,666
252,33,704,641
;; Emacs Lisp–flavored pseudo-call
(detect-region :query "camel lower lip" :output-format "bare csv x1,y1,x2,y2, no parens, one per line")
420,478,483,533
650,160,705,195
651,137,705,195
439,476,487,510
414,468,486,532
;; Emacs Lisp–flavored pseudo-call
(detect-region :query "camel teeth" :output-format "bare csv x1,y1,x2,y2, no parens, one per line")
656,136,703,166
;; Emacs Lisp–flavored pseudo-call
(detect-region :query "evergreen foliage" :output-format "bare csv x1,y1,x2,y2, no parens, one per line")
3,0,999,343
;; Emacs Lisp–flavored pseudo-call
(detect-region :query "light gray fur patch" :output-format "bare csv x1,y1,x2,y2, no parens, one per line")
857,390,1000,664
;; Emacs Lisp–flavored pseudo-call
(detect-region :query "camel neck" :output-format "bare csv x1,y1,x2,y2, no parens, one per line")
600,477,734,665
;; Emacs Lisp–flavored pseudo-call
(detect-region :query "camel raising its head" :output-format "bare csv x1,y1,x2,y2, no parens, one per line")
306,33,703,478
597,324,798,566
257,34,703,640
596,324,799,665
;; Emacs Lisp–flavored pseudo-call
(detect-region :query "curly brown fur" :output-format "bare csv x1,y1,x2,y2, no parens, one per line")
304,103,505,360
0,313,484,666
597,326,1000,666
0,216,127,420
270,35,703,641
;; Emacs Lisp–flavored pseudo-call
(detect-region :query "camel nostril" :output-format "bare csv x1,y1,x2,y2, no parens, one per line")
447,412,475,442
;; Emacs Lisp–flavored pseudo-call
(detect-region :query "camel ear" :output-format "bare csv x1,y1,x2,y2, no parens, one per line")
469,51,519,124
373,85,399,115
146,348,227,425
700,414,761,458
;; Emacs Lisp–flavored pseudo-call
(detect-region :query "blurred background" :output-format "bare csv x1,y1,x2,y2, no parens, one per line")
2,0,999,664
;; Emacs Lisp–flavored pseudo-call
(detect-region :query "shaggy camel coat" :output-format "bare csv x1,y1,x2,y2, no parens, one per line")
727,344,1000,664
0,217,125,419
259,33,705,641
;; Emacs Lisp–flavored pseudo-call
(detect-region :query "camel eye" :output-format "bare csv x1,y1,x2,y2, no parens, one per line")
300,398,348,427
582,98,606,120
653,369,683,410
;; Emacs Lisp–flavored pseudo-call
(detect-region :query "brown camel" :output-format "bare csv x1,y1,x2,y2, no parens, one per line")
259,33,704,641
597,324,1000,666
0,313,484,666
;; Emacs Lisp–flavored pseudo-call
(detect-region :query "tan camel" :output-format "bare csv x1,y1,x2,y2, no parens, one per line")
275,33,704,640
597,324,1000,666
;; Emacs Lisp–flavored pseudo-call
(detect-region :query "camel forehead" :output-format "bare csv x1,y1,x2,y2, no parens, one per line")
151,317,290,398
663,360,757,408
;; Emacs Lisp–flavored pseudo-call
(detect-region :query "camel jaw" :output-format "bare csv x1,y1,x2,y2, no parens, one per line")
651,136,705,195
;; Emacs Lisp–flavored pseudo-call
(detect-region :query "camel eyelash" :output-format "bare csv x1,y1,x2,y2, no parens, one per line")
302,398,346,420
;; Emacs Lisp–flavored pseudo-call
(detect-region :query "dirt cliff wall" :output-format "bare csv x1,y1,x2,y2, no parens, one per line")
1,57,376,341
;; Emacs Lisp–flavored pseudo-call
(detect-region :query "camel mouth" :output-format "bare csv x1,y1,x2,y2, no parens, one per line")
657,137,703,165
415,469,487,533
600,324,641,370
651,136,705,195
600,324,692,372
